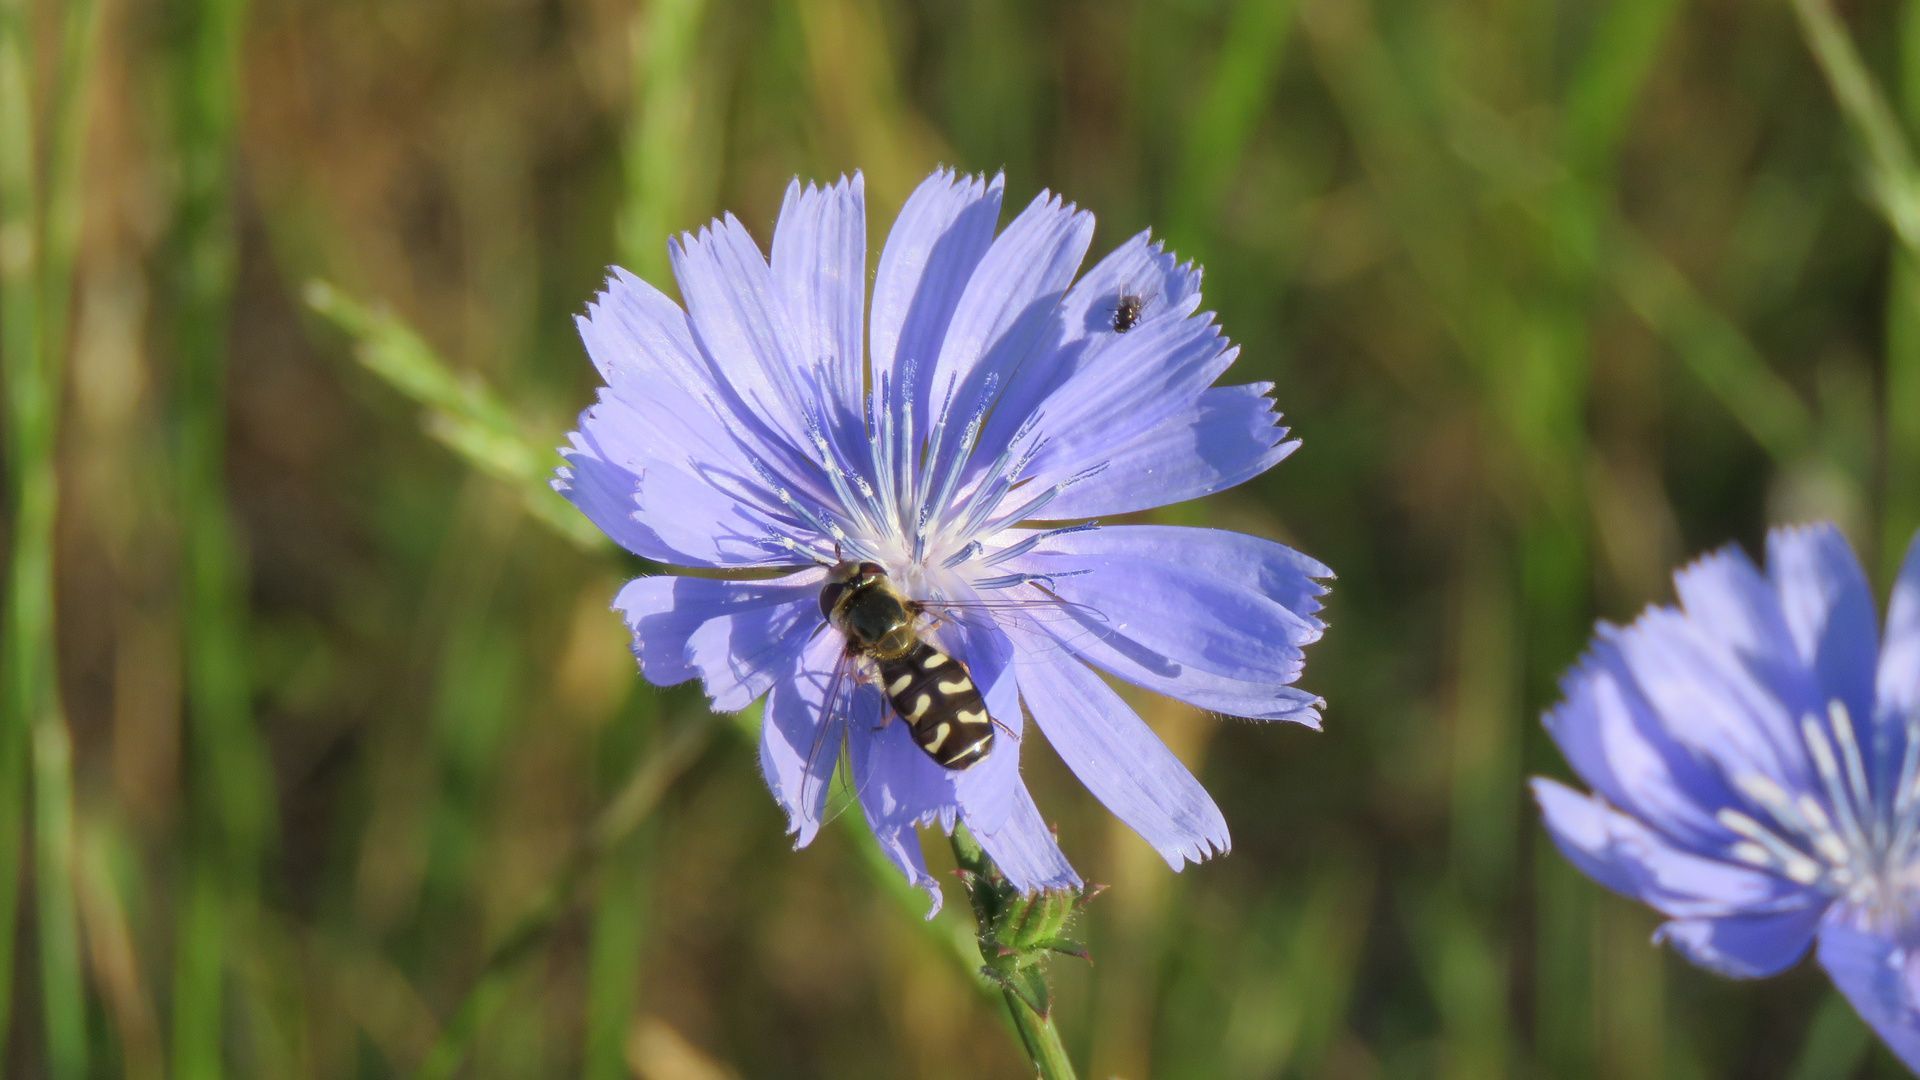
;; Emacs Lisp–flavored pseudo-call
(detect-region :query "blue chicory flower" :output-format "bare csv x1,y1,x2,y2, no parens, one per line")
556,169,1330,911
1535,522,1920,1067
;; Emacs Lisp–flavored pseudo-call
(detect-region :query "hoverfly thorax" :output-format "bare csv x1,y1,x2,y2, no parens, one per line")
822,560,917,658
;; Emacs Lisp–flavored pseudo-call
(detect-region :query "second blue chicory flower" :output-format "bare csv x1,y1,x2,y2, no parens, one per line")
1537,523,1920,1067
557,169,1330,910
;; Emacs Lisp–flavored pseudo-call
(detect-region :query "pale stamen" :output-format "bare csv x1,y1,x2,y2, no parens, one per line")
1722,700,1920,915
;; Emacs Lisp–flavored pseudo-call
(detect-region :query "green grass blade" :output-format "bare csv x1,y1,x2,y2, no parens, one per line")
1607,226,1815,461
34,0,107,1073
172,861,224,1080
582,825,651,1080
1791,0,1920,253
1886,252,1920,580
0,739,21,1067
620,0,710,284
169,0,272,1071
1885,2,1920,580
0,0,39,1058
1792,0,1920,567
0,0,100,1069
40,0,104,378
304,280,609,551
410,714,716,1080
33,720,86,1079
1559,0,1680,179
1165,0,1298,256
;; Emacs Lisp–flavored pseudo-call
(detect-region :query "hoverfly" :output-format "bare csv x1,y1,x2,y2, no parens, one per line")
795,550,1107,819
818,559,994,768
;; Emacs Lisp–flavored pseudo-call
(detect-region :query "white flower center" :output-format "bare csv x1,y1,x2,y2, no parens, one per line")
762,360,1104,593
1719,699,1920,919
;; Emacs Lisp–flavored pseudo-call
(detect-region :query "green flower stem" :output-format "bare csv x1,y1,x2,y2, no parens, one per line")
948,828,1087,1080
1002,985,1078,1080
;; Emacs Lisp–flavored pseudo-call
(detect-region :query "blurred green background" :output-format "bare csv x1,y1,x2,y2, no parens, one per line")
9,0,1920,1075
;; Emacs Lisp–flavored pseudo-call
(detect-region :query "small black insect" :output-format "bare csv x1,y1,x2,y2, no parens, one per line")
1113,291,1148,333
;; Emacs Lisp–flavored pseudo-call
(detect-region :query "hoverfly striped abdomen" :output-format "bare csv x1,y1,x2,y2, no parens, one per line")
820,559,995,770
878,641,993,768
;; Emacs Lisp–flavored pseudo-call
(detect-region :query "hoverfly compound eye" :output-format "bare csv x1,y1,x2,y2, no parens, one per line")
857,561,886,581
818,581,846,620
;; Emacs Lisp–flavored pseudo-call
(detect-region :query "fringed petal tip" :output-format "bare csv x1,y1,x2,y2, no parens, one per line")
868,817,947,919
1261,695,1325,731
1164,833,1231,873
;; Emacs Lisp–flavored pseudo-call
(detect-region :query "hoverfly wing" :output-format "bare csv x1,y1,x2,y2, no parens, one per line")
916,588,1111,660
797,645,858,829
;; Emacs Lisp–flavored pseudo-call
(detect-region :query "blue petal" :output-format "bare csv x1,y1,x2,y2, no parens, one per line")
842,603,1040,910
611,572,823,711
850,703,1064,915
1016,308,1239,493
579,270,807,482
1041,385,1298,520
1545,630,1750,854
1015,651,1229,869
574,266,709,391
562,270,831,566
994,525,1326,722
670,214,820,451
559,424,792,567
761,631,852,847
970,230,1201,460
1617,552,1822,805
868,813,944,917
1542,533,1889,862
1532,779,1821,923
870,169,1003,401
848,689,954,917
1047,230,1203,382
942,616,1023,834
1656,907,1825,978
1006,530,1322,682
771,174,868,439
969,782,1081,896
851,709,955,837
1877,530,1920,784
1033,525,1329,616
1817,919,1920,1070
926,189,1094,467
1767,523,1879,739
841,611,1023,837
552,435,681,563
844,618,1031,911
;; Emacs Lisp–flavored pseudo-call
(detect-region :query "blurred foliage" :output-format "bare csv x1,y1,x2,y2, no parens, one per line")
10,0,1920,1076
